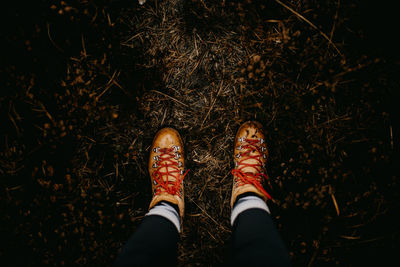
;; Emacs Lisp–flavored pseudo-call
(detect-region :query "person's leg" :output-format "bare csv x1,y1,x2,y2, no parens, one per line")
228,121,291,266
114,127,188,266
229,194,291,267
114,202,180,267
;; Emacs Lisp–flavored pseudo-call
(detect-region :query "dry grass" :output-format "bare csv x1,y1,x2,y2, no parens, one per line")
0,0,398,266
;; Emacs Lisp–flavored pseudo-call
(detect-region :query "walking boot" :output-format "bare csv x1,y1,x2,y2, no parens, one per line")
148,128,188,218
231,121,272,208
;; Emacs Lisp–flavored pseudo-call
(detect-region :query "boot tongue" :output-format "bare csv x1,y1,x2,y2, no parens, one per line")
240,150,262,174
158,165,177,182
158,151,179,182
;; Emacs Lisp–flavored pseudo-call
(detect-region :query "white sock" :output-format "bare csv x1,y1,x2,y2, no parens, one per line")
146,202,181,232
230,195,270,226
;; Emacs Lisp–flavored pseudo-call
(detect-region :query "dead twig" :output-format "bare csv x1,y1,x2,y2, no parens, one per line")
189,197,230,233
96,70,119,100
150,90,189,107
329,0,341,45
329,185,340,216
81,34,87,57
274,0,342,55
46,23,64,53
8,101,21,136
122,32,144,47
200,81,225,129
389,125,394,149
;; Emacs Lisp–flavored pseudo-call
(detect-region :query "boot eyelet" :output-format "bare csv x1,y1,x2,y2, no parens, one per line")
178,161,182,167
259,138,265,144
174,153,181,160
172,145,180,151
152,163,158,168
153,180,157,185
152,155,159,161
236,153,241,158
153,147,160,153
237,146,242,150
238,137,245,142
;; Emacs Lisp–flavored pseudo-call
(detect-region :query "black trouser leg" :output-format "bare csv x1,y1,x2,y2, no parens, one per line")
230,208,291,267
114,215,179,267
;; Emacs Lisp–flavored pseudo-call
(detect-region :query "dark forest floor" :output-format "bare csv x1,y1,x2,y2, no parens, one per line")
1,0,399,266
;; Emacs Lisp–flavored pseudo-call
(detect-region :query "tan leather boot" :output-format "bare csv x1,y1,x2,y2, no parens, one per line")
231,121,272,208
148,128,188,218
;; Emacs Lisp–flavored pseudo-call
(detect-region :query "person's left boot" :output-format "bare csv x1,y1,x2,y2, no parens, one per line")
231,121,272,208
148,128,188,218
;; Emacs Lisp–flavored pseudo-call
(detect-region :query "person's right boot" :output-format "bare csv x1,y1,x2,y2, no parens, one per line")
231,121,272,208
148,127,188,219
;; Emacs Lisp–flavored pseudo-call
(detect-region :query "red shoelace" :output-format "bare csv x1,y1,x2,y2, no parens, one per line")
152,147,189,196
231,138,272,200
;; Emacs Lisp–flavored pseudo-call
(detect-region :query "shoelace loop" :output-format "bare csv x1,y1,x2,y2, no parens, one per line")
153,147,189,196
232,138,272,200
